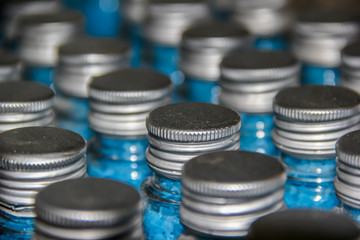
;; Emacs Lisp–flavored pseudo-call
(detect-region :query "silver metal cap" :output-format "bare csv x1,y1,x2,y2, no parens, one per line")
89,68,173,136
34,178,144,240
180,151,286,237
0,127,87,217
19,10,84,66
219,50,300,113
272,86,360,159
342,41,360,69
0,50,22,81
144,0,210,46
247,209,360,240
0,81,55,132
336,130,360,168
2,0,62,40
180,21,251,81
293,9,360,67
54,37,131,98
123,0,148,24
146,102,241,179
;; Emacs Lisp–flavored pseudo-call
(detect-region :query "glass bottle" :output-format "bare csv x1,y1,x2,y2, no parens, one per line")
0,126,87,240
341,40,360,92
0,81,55,132
141,102,241,240
18,10,84,86
122,0,148,67
1,0,62,50
144,0,209,101
87,68,173,190
232,0,293,50
219,49,300,157
54,37,131,140
32,178,144,240
178,150,286,239
247,209,360,240
179,20,251,103
272,85,360,210
293,9,360,86
0,50,22,81
63,0,122,37
334,130,360,223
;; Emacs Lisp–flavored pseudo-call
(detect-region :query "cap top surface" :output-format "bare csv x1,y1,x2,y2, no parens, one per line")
147,102,240,140
336,130,360,161
20,10,83,26
222,50,297,70
298,9,360,24
0,81,54,103
248,209,360,240
183,21,249,39
0,51,20,66
90,68,171,92
343,41,360,57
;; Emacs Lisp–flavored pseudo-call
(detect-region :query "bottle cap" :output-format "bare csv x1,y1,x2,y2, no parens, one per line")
341,41,360,91
146,102,241,179
0,127,86,217
293,9,360,67
0,50,22,81
272,86,360,158
34,178,144,240
180,20,251,80
219,50,300,113
180,150,286,237
55,37,131,98
144,0,209,46
89,68,173,136
19,10,84,66
247,209,360,240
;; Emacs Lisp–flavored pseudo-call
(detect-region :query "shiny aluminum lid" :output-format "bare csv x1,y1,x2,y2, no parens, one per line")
54,37,131,98
34,178,144,240
89,68,173,136
180,21,251,80
123,0,148,24
342,41,360,69
19,10,84,66
144,0,209,46
247,209,360,240
336,130,360,167
233,0,289,10
293,9,360,67
0,50,22,81
0,127,87,216
180,150,286,237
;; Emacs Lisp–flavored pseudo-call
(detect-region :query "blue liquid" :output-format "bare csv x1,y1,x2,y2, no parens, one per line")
342,203,360,223
0,211,33,240
141,174,184,240
55,94,93,141
283,154,339,210
64,0,122,37
186,77,220,104
254,35,287,50
87,134,151,190
150,44,184,102
240,113,280,157
301,63,340,86
24,65,54,86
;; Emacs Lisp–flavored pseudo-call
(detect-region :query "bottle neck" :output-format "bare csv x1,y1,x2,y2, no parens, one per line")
91,132,148,162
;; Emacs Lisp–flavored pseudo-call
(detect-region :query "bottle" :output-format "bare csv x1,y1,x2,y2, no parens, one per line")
1,0,62,50
144,0,209,101
0,81,55,132
293,9,360,86
32,178,144,240
219,49,300,157
272,85,360,209
207,0,233,21
334,130,360,223
179,20,251,103
247,209,360,240
63,0,122,37
122,0,148,67
18,10,84,86
178,150,286,239
54,37,131,140
341,40,360,92
87,68,173,190
0,126,87,240
232,0,293,50
141,102,241,240
0,50,22,81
